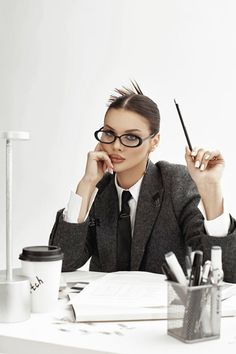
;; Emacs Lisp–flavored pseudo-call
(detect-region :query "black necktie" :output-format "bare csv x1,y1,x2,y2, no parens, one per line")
117,191,132,271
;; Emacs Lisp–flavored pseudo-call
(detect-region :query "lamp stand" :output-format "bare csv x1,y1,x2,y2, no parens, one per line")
0,131,31,322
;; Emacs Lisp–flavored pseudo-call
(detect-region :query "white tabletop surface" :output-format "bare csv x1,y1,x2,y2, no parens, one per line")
1,270,236,354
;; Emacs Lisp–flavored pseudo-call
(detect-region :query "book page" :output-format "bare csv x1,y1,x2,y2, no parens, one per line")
68,271,167,308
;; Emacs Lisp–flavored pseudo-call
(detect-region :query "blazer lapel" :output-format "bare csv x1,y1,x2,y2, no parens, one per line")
131,161,164,270
95,177,119,272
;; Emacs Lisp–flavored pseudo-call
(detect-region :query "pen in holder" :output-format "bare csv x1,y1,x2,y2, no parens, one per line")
0,131,31,322
167,281,221,343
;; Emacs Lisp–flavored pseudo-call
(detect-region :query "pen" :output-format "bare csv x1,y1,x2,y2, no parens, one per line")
188,250,203,286
165,252,187,285
211,246,223,335
190,250,196,265
199,285,212,336
186,246,192,265
200,260,211,285
161,262,178,282
174,99,193,151
185,255,191,280
211,246,224,283
162,261,186,303
184,250,203,340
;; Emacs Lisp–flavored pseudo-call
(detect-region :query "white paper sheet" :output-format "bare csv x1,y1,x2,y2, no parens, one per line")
68,271,167,308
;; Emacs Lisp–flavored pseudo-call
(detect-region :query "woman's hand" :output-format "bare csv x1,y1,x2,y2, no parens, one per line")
185,147,225,186
80,143,113,187
75,144,113,222
185,147,225,220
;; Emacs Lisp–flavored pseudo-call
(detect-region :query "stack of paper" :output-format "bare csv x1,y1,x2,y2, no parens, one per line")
68,271,168,322
67,271,236,322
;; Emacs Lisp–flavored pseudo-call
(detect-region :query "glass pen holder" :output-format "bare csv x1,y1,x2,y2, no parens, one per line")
167,281,221,343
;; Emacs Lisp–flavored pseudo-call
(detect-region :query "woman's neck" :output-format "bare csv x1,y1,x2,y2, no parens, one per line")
116,160,149,189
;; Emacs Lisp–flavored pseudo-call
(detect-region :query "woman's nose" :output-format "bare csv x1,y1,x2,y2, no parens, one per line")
112,137,123,150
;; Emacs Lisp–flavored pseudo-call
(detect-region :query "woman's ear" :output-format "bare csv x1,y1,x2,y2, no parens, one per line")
150,132,160,152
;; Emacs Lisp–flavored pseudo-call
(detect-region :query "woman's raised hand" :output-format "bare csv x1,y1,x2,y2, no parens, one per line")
82,144,114,186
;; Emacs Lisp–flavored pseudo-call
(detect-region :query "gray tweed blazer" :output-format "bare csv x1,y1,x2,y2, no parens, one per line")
49,160,236,282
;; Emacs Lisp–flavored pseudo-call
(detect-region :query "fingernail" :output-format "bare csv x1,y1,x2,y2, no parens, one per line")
191,151,197,157
200,164,205,171
195,160,200,168
205,154,210,160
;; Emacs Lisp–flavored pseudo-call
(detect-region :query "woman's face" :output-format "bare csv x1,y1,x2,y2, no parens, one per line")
101,108,160,177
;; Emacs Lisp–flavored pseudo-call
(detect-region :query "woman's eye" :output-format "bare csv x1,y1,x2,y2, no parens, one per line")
125,135,139,141
104,130,114,137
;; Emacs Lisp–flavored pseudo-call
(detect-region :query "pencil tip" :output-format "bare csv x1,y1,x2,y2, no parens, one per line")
174,98,177,104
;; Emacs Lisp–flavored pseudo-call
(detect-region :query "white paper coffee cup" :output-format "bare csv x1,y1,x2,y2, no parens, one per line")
19,246,64,313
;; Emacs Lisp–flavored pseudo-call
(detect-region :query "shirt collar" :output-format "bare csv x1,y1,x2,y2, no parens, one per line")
114,174,143,203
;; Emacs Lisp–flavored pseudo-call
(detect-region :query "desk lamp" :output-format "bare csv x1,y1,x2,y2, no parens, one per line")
0,131,31,322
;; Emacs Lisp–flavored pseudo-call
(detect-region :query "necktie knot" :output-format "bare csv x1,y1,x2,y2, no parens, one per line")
120,191,132,216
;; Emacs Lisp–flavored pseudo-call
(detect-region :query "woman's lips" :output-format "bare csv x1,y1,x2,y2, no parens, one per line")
110,155,125,163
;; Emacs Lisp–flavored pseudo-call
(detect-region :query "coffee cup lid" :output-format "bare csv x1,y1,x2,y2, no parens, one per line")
19,246,64,262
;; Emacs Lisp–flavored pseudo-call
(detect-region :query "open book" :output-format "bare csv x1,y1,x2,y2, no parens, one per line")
66,271,236,322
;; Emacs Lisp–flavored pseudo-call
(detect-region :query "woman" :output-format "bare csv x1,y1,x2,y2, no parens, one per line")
49,82,236,282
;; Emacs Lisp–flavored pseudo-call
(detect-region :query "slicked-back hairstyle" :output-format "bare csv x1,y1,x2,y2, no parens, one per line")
106,81,160,133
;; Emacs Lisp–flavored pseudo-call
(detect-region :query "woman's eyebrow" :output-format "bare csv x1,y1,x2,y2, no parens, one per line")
104,125,142,133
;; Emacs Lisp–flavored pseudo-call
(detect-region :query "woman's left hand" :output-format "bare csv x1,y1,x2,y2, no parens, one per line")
185,147,225,187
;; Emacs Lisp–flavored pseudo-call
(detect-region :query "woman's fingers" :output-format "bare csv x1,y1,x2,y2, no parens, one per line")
91,151,113,169
186,147,224,172
87,150,114,175
94,144,113,170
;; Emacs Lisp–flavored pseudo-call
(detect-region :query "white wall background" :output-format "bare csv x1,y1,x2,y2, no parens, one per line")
1,0,236,270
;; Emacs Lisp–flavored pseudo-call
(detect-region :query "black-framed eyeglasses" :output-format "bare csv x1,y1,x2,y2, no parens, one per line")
94,127,157,148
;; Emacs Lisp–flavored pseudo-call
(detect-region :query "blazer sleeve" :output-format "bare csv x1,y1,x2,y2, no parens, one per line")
49,208,97,272
169,164,236,283
49,173,113,272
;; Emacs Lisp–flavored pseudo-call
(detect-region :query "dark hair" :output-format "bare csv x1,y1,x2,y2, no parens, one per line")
105,81,160,133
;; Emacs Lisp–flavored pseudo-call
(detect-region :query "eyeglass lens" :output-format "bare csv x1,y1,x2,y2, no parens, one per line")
96,130,141,147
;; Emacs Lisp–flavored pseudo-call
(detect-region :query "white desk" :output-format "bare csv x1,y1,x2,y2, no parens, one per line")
1,270,236,354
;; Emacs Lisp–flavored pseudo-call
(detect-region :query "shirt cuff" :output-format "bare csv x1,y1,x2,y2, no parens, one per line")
198,199,230,237
63,189,98,223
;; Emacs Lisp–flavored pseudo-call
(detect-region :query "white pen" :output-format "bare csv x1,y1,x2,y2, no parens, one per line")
185,255,191,280
198,260,212,336
211,246,223,336
211,246,222,268
165,252,187,286
211,246,224,284
201,260,211,285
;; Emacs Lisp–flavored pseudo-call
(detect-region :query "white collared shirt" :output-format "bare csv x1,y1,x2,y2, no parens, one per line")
63,176,230,237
